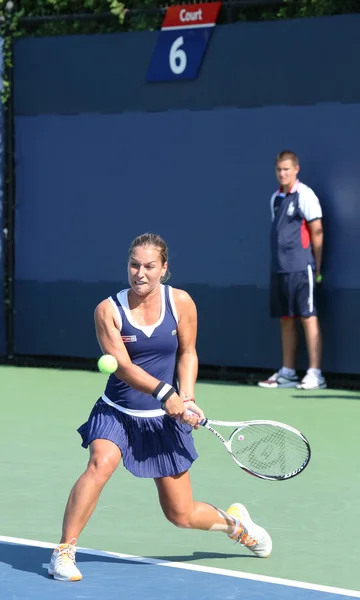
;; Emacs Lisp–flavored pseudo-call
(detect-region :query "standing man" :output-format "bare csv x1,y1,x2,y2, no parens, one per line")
259,150,326,390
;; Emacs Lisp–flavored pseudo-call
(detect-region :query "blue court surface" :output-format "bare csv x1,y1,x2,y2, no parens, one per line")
0,537,359,600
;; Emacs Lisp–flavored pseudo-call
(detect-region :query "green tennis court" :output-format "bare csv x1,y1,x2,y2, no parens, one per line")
0,365,359,592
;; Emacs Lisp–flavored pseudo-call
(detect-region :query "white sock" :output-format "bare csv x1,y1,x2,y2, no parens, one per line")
280,366,296,377
229,517,240,538
307,368,321,377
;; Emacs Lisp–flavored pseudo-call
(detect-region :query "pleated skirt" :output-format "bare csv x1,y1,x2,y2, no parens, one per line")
77,398,198,478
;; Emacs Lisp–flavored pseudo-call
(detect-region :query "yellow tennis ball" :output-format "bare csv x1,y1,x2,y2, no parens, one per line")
97,354,118,374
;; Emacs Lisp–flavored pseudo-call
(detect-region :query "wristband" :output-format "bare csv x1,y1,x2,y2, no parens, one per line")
183,398,194,403
152,381,175,407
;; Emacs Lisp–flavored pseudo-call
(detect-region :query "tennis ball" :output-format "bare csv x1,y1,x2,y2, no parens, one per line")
316,274,322,283
97,354,118,374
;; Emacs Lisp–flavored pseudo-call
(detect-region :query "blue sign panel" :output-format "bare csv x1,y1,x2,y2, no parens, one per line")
147,3,221,82
147,28,213,82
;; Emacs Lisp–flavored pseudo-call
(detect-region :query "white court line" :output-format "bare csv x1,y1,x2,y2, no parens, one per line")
0,535,359,599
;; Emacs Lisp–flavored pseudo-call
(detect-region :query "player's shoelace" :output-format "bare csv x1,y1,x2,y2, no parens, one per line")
232,524,258,548
58,545,75,563
56,541,76,565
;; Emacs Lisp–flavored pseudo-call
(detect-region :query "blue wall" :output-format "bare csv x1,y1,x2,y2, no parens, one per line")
13,16,360,373
0,38,5,357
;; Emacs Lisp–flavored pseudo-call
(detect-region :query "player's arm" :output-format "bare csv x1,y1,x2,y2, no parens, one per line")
307,218,323,277
95,299,164,393
95,299,196,424
173,289,204,423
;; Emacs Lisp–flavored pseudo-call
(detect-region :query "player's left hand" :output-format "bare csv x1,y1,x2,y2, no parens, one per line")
182,400,205,430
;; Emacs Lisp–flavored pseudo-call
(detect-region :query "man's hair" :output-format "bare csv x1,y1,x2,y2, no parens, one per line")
275,150,299,166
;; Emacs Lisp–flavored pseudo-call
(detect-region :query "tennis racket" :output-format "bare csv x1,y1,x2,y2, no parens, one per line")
197,416,311,481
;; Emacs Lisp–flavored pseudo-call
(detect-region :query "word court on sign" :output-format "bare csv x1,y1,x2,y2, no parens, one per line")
146,2,222,82
179,8,203,22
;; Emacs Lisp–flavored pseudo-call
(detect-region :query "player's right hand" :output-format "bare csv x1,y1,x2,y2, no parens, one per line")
181,400,205,429
163,393,199,427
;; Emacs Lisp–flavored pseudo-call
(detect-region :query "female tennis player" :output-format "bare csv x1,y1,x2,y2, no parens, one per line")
48,233,272,582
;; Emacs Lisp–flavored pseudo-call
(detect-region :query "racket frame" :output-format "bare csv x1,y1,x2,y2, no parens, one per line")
200,418,311,481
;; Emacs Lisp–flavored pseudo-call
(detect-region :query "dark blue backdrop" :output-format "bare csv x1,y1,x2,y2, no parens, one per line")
12,15,360,373
0,38,5,357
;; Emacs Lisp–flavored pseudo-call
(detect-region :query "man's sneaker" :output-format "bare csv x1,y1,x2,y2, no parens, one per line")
258,371,298,388
48,540,82,582
296,372,327,390
226,503,272,558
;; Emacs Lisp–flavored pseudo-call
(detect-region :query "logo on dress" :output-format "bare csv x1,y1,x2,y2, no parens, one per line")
287,201,295,216
171,329,177,336
122,335,137,343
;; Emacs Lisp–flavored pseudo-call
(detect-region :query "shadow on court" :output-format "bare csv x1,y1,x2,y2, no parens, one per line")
1,541,357,600
149,550,254,561
291,394,360,400
0,542,250,579
0,543,134,579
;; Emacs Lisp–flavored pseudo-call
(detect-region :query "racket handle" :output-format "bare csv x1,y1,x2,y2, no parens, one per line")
186,409,207,426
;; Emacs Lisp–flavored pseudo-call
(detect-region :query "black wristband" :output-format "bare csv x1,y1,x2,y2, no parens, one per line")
152,381,176,407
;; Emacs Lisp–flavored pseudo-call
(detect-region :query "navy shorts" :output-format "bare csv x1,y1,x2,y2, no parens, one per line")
270,269,317,318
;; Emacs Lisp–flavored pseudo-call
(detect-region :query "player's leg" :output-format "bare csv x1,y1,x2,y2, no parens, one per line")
154,470,272,558
61,439,122,541
49,439,121,581
258,273,298,388
294,269,326,389
155,470,233,532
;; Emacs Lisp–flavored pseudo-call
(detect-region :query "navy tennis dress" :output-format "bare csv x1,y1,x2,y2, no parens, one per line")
78,284,198,478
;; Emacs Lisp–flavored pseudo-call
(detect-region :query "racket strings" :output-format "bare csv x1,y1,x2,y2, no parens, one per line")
229,425,309,477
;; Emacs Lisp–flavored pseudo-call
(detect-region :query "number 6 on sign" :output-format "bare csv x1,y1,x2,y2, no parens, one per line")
146,2,222,82
169,36,187,75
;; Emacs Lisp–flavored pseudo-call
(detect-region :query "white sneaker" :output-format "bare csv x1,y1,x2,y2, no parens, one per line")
296,372,327,390
226,503,272,558
258,371,298,388
48,540,82,581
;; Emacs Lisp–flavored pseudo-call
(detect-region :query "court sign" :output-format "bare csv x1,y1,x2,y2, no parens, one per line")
146,2,222,82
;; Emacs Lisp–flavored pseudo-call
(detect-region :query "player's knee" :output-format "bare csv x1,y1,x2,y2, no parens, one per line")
162,508,192,529
87,453,119,483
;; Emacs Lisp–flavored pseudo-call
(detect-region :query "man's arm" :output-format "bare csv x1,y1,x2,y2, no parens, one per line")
299,186,324,278
270,192,277,221
307,219,323,277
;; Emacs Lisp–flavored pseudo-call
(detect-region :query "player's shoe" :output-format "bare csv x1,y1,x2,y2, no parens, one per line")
48,540,82,582
258,371,298,388
296,372,327,390
226,503,272,558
